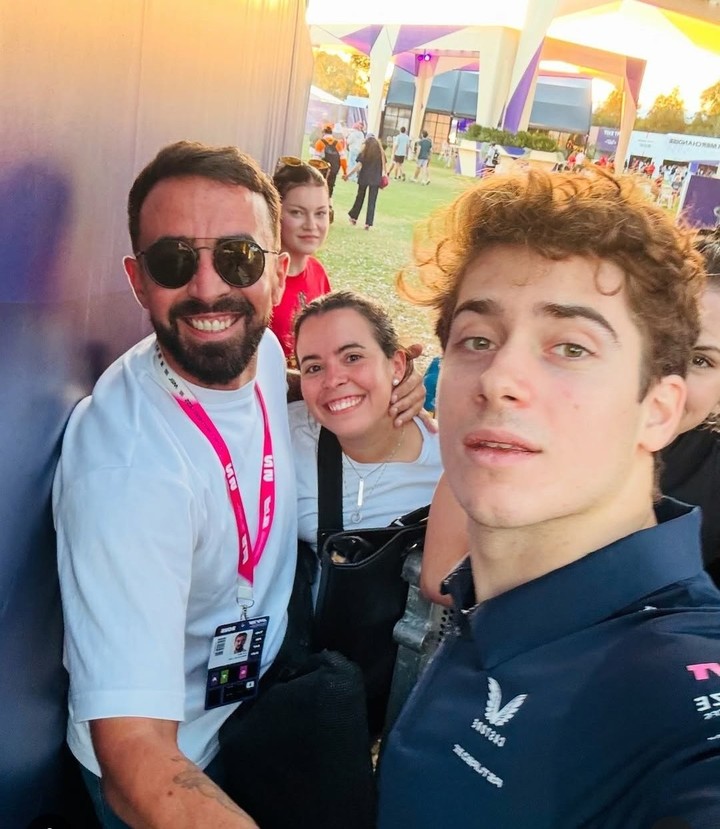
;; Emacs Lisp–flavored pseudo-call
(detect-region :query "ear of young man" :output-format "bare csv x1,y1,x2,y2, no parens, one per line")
638,374,687,453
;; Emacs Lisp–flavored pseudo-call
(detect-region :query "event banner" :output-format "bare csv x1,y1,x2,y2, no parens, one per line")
679,174,720,229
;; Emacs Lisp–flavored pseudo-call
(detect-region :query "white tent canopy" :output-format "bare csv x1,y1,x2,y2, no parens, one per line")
310,84,345,104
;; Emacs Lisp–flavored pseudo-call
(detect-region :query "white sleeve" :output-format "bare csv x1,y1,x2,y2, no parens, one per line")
287,402,321,548
56,467,198,722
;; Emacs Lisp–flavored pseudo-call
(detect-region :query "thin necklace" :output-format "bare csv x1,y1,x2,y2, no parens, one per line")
343,427,405,524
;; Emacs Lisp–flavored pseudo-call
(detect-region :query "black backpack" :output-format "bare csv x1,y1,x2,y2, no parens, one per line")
322,138,341,174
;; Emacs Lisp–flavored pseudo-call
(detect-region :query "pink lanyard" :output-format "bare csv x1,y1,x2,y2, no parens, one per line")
154,345,275,608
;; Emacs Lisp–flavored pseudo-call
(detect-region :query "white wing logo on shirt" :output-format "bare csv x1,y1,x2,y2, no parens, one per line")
485,677,527,727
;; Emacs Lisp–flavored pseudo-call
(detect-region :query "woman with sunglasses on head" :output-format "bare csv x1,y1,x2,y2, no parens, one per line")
344,135,387,230
271,158,333,366
420,227,720,604
288,290,442,567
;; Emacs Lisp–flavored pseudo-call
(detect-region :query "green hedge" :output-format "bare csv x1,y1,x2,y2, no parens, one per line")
463,125,559,152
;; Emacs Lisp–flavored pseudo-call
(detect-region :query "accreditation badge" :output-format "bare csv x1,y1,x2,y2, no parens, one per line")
204,616,269,709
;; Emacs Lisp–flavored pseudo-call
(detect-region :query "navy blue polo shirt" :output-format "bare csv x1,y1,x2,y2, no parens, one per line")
378,500,720,829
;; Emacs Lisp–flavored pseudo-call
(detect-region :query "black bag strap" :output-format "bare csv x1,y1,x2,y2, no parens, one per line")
317,427,344,548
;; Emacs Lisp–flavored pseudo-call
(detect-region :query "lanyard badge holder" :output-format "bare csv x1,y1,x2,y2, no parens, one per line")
153,344,275,709
206,616,269,708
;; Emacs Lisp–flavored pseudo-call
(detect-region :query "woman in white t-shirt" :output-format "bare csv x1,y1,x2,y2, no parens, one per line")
287,290,442,552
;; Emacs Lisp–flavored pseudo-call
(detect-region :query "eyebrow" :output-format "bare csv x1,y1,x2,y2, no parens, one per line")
298,341,366,367
452,298,502,320
539,303,618,342
155,234,256,245
695,344,720,356
285,201,327,209
452,298,618,342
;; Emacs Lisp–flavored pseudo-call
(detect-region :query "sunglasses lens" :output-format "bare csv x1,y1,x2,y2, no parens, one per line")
143,239,197,288
214,239,265,287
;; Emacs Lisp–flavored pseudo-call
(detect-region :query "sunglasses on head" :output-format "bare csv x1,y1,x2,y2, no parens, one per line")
135,237,278,290
275,156,330,178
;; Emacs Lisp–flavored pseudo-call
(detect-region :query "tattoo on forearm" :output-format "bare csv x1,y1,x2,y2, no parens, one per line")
171,757,248,818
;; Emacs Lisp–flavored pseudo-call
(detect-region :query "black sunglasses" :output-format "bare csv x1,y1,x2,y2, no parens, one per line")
135,237,279,290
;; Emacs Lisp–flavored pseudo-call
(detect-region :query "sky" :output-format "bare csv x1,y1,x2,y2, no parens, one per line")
547,3,720,113
306,0,720,115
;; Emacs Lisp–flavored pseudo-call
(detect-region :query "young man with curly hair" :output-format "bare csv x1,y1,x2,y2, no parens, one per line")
378,169,720,828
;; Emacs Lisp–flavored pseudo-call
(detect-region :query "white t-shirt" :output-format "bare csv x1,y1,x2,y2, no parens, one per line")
53,332,296,776
393,132,411,157
288,401,442,548
347,128,365,152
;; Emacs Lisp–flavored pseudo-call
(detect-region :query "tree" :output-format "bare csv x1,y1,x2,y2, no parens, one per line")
592,89,624,128
349,54,370,97
312,49,370,102
464,124,559,151
635,87,687,134
688,80,720,137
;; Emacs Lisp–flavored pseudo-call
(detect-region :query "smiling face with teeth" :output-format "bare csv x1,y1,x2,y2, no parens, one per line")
438,245,685,558
296,307,406,452
125,175,287,390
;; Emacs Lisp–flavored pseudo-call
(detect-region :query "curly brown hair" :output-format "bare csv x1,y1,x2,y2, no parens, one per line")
398,169,705,395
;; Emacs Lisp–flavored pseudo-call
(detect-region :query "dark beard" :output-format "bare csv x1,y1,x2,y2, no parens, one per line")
152,296,268,387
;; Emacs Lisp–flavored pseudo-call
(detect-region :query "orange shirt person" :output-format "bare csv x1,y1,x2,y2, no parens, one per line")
313,125,347,200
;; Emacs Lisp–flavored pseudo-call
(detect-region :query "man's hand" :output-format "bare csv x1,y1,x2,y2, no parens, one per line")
92,717,258,829
389,343,438,432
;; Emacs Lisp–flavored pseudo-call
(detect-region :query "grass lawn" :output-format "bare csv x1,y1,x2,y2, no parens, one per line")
318,158,475,367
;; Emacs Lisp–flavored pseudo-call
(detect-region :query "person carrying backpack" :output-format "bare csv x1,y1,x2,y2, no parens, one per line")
314,124,347,202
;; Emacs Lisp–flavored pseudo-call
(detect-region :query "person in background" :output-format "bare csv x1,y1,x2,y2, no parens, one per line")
411,131,433,186
344,135,387,231
378,168,720,828
650,172,664,202
271,157,332,365
483,143,499,176
345,122,366,183
313,124,347,204
671,169,686,207
387,126,410,181
288,290,442,557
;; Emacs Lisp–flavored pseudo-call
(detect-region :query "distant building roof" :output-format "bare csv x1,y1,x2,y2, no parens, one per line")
386,67,592,133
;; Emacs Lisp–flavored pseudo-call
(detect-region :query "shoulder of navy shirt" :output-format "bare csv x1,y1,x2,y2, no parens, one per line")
378,499,720,829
